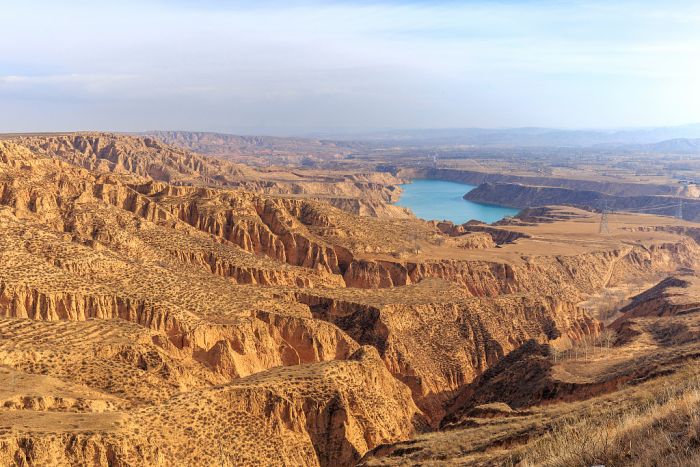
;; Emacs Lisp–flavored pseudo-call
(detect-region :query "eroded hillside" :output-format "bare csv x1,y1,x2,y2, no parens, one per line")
362,274,700,466
13,133,409,219
0,135,699,466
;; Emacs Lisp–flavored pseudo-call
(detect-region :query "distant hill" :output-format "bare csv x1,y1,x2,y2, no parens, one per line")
140,130,356,157
135,127,700,151
638,138,700,154
316,124,700,148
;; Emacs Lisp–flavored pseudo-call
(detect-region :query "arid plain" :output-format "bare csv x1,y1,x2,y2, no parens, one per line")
1,132,700,466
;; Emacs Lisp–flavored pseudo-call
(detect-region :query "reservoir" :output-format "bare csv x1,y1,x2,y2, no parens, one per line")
395,179,520,224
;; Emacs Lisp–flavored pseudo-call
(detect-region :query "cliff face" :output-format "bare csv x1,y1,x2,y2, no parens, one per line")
362,278,700,466
0,211,363,381
399,167,681,197
0,144,341,289
2,138,700,465
436,221,531,245
8,139,685,300
465,182,700,221
0,347,422,467
16,133,248,185
315,196,414,219
0,138,427,465
0,146,360,384
613,275,700,321
464,182,607,209
291,279,599,424
0,317,221,405
606,238,699,287
16,133,405,217
440,340,555,426
342,247,638,297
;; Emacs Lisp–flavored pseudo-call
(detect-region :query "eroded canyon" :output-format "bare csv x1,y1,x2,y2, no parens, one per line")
1,132,700,466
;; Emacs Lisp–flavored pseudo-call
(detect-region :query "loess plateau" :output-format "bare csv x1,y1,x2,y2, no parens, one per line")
0,133,699,466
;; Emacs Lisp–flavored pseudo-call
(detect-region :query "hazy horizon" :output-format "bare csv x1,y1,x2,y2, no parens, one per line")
2,0,699,135
4,122,700,139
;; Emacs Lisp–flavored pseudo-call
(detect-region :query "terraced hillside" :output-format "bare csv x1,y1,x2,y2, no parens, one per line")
0,135,699,465
13,133,409,219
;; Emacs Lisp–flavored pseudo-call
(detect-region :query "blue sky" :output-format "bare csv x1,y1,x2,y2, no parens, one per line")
1,0,699,135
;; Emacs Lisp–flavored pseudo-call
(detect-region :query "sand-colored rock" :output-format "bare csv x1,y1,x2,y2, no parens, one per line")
0,347,422,467
364,272,700,465
465,181,700,221
0,135,699,465
15,133,406,218
292,279,598,423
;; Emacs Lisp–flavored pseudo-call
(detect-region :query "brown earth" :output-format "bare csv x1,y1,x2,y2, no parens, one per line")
14,132,407,218
465,181,700,221
398,167,684,197
363,273,700,465
1,134,700,465
141,130,357,167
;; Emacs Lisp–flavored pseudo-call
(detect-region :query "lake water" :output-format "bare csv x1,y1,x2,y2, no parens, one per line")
395,179,520,224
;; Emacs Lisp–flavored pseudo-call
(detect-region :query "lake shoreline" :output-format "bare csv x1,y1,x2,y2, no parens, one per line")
395,179,520,224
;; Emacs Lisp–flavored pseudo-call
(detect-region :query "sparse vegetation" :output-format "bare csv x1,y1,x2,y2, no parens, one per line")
3,134,700,466
552,328,619,362
520,369,700,467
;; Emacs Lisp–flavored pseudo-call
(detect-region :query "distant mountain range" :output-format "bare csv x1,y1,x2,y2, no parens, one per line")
139,130,355,155
631,138,700,154
315,124,700,149
136,127,700,154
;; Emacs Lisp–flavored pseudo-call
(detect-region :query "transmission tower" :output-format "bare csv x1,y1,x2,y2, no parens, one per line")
410,231,419,254
676,180,690,220
599,199,610,234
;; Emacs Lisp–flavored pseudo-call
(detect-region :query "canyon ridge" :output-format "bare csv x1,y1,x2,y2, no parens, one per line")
1,131,700,466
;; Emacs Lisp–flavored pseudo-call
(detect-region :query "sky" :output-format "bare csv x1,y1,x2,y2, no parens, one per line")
1,0,699,135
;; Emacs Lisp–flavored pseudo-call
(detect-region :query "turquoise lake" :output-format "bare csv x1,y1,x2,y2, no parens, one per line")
395,179,520,224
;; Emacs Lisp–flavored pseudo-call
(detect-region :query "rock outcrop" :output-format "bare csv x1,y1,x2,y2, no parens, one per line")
398,167,683,197
465,182,700,221
291,279,599,424
0,347,423,467
616,275,700,319
1,137,699,465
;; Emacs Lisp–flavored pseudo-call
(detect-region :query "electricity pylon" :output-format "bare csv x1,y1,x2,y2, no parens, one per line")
599,199,610,234
677,180,690,220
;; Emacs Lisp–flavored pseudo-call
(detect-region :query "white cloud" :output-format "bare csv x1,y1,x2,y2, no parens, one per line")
0,0,699,132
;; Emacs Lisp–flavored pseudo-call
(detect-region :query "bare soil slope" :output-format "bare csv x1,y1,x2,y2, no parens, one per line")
1,136,699,465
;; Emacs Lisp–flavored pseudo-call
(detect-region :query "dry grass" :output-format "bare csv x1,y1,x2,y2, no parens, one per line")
519,368,700,466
